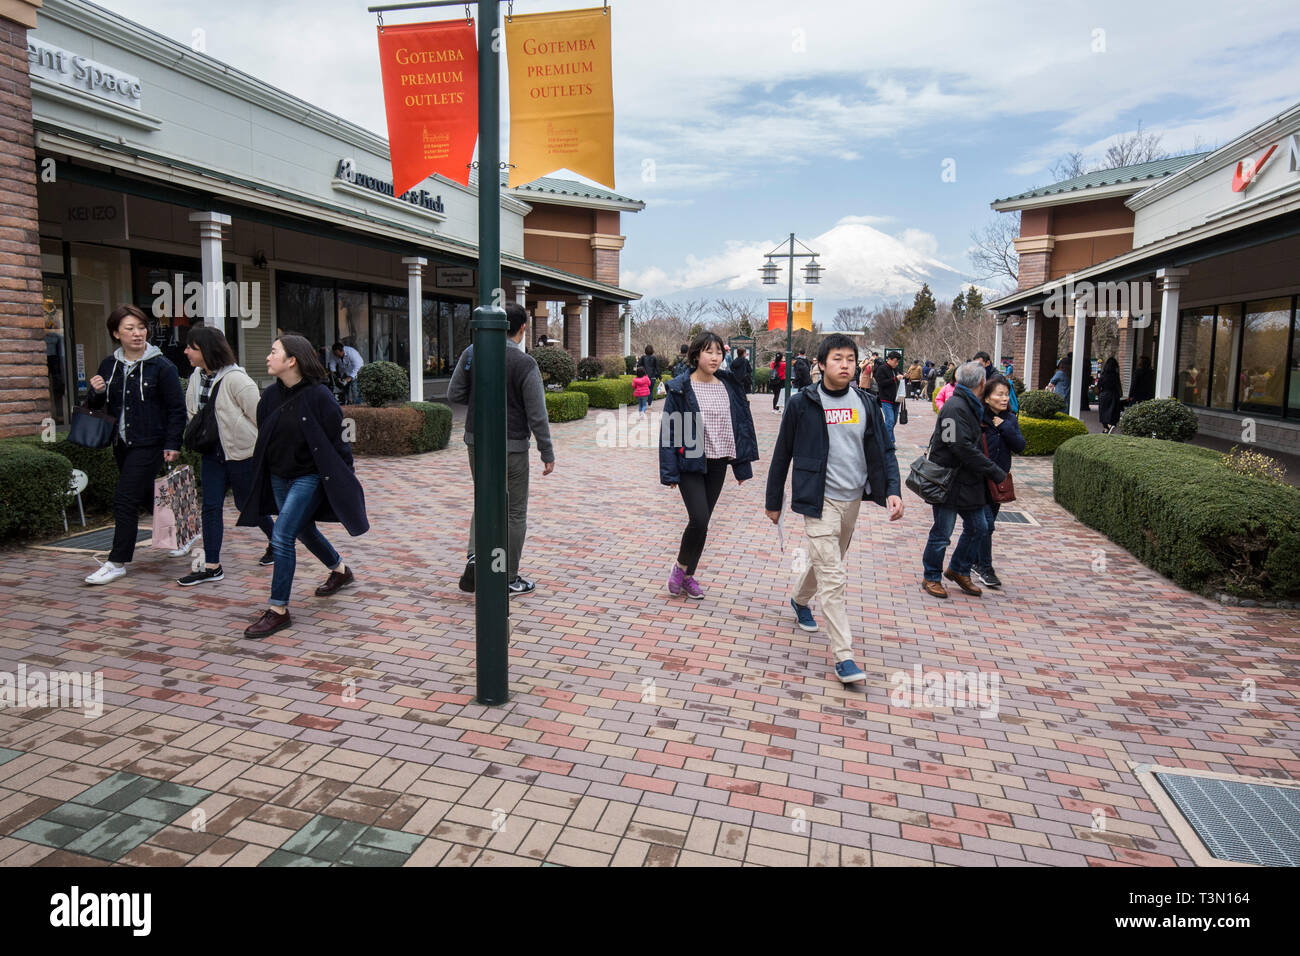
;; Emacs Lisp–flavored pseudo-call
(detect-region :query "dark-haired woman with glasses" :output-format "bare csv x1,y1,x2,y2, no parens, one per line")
237,335,369,638
177,326,274,587
659,331,759,599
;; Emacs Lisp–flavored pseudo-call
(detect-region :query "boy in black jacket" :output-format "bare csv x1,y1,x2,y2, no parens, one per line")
765,333,904,686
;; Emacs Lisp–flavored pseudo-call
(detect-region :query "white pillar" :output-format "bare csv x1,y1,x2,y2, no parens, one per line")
579,294,592,358
1023,306,1038,391
623,304,632,357
993,313,1004,373
1069,293,1088,420
402,256,426,403
188,211,231,327
512,280,530,349
1154,267,1189,399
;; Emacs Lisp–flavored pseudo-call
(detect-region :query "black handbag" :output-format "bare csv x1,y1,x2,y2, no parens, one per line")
898,398,908,425
905,433,955,505
67,400,117,448
183,379,223,454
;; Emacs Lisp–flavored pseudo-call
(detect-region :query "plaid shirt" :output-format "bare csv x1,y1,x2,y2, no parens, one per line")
198,371,215,411
693,381,736,460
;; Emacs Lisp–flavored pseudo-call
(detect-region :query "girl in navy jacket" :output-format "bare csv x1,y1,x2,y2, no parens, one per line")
974,374,1025,589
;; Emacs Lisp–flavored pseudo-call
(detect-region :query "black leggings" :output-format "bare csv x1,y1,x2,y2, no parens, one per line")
676,458,730,576
110,442,164,563
772,379,784,409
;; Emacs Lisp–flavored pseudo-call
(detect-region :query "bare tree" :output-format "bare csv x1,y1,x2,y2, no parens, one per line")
1051,150,1089,181
712,297,763,338
1103,120,1167,169
832,305,870,332
969,211,1020,292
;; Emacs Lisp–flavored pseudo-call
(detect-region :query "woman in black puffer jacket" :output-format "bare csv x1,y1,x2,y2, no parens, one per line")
972,374,1024,590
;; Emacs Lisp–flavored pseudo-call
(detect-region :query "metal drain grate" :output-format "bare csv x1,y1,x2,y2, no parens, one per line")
1154,772,1300,866
35,526,150,552
993,509,1038,526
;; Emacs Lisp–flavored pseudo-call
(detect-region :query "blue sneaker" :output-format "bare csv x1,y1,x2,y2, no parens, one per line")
834,660,866,685
790,598,818,632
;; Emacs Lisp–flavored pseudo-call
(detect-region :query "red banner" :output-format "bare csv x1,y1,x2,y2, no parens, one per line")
376,20,478,192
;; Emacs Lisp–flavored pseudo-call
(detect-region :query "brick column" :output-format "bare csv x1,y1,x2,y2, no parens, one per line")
592,301,619,358
562,301,582,360
0,2,49,440
530,301,550,344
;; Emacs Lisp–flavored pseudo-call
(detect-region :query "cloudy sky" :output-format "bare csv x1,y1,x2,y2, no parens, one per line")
90,0,1300,315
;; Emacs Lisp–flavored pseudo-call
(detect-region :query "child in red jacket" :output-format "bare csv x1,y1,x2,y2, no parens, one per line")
633,364,652,419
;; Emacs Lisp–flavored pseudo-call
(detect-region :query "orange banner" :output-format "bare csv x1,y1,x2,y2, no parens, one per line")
506,7,614,188
376,20,478,192
767,301,813,331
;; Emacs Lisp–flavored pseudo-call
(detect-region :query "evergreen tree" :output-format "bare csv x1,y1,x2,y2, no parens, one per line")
905,283,937,329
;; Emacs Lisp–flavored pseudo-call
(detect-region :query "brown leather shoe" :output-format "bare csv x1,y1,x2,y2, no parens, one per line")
943,568,982,596
244,608,291,638
921,580,949,599
315,565,355,597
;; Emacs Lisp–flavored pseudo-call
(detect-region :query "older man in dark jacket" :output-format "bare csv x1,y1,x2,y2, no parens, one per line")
921,361,1006,599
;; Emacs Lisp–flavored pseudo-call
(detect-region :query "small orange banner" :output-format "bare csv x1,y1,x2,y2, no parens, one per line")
506,7,614,188
376,20,478,192
767,301,813,331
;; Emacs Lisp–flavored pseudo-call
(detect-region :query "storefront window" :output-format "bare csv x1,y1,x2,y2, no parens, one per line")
41,281,69,424
69,243,131,398
422,295,447,376
276,272,334,353
1210,303,1241,410
452,301,472,360
337,288,369,358
1290,310,1300,419
1177,309,1214,406
1238,298,1292,416
132,252,237,376
369,293,409,367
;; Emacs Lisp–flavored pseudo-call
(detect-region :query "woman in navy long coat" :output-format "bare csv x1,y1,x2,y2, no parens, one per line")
238,334,368,638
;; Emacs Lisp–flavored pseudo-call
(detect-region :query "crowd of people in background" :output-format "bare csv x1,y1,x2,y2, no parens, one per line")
77,298,1149,684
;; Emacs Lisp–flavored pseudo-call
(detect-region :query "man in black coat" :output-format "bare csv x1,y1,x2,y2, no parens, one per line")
921,361,1006,599
872,353,903,442
730,347,753,393
791,349,812,390
642,345,661,389
766,333,903,686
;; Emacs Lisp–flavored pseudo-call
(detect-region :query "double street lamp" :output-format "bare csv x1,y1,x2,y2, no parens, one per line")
760,234,823,407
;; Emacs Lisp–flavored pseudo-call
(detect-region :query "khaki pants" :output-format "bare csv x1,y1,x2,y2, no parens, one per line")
793,496,862,663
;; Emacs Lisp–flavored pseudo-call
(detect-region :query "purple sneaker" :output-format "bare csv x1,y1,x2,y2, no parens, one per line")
667,564,685,595
682,575,704,599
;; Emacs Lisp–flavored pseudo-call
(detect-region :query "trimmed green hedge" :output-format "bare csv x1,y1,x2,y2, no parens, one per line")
357,361,409,406
2,437,202,511
546,390,589,422
0,443,74,539
754,367,770,393
567,377,634,408
1055,434,1300,601
1018,413,1089,455
1018,388,1065,420
407,401,453,452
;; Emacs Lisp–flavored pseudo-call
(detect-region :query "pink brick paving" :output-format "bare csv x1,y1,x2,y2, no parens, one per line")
1,399,1297,866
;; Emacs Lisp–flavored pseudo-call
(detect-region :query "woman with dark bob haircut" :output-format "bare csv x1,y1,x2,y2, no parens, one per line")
84,304,187,586
658,330,759,599
176,325,275,587
237,335,369,638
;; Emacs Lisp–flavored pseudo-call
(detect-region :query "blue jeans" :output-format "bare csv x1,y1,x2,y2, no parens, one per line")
202,453,273,565
922,504,988,581
268,474,340,608
637,396,648,413
880,401,897,443
976,502,1001,571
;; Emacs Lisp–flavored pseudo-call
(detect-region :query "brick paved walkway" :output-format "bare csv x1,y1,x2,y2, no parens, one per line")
1,398,1297,866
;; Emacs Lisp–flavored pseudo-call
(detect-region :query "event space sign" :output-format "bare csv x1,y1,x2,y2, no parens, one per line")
505,7,615,189
767,301,814,331
28,37,143,110
376,20,479,192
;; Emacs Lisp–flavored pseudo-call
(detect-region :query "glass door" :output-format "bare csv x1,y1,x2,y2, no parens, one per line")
41,278,73,425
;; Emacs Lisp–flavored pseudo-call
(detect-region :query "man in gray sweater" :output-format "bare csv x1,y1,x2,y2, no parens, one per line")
448,302,556,596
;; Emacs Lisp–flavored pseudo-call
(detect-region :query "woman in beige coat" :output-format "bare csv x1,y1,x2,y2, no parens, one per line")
177,326,274,586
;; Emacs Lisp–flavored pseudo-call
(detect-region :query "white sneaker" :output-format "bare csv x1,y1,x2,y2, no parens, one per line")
168,538,197,558
85,562,126,586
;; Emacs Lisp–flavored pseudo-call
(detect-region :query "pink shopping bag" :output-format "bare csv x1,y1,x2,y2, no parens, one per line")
151,464,201,552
